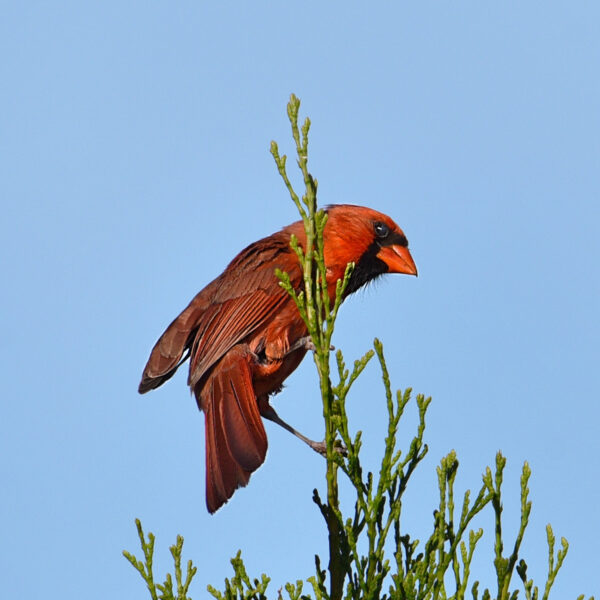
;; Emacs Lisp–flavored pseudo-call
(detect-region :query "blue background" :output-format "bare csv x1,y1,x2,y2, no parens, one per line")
1,2,598,598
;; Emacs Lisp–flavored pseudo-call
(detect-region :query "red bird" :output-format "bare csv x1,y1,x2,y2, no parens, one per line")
139,204,417,512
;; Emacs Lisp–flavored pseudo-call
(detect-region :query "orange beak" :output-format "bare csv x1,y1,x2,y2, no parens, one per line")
376,245,418,276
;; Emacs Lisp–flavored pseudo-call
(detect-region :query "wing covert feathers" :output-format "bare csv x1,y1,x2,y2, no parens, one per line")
187,290,287,388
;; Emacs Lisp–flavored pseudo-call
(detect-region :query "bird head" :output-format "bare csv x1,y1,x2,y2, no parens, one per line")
322,204,417,296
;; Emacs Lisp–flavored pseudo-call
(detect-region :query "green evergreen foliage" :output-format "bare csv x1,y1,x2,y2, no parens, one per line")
123,519,196,600
124,95,593,600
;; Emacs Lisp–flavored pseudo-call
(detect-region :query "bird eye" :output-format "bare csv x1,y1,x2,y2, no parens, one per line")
374,221,390,239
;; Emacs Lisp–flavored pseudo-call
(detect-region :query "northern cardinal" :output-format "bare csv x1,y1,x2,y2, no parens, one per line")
139,204,417,512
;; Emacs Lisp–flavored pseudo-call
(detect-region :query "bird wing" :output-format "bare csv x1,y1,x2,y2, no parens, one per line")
138,294,207,393
187,288,288,388
138,233,302,394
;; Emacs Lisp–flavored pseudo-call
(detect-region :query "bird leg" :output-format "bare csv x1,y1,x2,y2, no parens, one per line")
258,399,346,457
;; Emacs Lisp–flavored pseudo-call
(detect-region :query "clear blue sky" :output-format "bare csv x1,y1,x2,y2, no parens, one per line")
1,2,598,598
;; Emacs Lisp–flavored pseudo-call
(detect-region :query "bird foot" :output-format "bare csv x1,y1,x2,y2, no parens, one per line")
309,439,348,458
288,336,335,355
